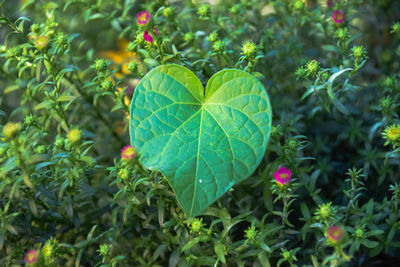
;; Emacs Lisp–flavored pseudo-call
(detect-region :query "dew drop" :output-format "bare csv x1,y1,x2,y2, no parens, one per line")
199,179,203,183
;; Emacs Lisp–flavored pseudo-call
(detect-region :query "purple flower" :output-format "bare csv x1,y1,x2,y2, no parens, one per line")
332,10,345,24
137,11,150,25
143,31,153,44
273,167,292,185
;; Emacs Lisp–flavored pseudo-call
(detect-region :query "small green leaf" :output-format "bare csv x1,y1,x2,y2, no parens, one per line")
258,251,271,267
361,239,379,248
214,242,226,264
130,64,272,217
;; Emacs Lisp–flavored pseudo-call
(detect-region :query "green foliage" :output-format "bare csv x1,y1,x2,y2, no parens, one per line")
0,0,400,266
130,64,271,217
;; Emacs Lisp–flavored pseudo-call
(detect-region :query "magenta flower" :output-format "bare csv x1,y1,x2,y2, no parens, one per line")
137,11,150,25
121,145,136,160
155,27,159,36
327,225,344,242
273,167,291,185
24,249,38,264
143,31,154,44
332,10,345,24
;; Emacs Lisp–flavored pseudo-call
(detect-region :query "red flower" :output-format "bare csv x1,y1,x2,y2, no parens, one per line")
137,11,150,25
327,225,344,242
121,145,136,160
332,10,345,24
24,249,38,264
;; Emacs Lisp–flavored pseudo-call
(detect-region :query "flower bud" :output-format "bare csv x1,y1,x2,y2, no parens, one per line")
241,41,257,57
190,218,204,233
306,60,320,76
67,128,81,143
163,7,174,18
101,79,114,91
94,59,110,73
212,40,224,53
3,122,21,139
244,226,257,241
35,36,49,49
197,4,210,19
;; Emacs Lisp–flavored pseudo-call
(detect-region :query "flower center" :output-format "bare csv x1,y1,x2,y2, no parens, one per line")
388,127,400,140
125,147,134,155
139,13,147,22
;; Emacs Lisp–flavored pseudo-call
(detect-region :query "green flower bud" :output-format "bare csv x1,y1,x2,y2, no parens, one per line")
241,41,257,57
55,136,64,148
315,202,333,221
163,7,174,18
293,0,304,10
30,23,40,34
208,31,218,43
384,76,394,88
98,244,112,257
101,79,114,91
127,61,138,73
35,145,47,154
3,122,21,139
245,226,257,241
94,59,110,73
118,168,129,180
136,31,145,45
391,22,400,35
67,128,81,143
355,228,364,238
197,4,210,19
24,114,35,126
229,4,240,14
295,66,306,80
212,40,224,53
306,60,320,76
352,45,367,59
184,32,195,43
335,28,349,41
190,218,204,233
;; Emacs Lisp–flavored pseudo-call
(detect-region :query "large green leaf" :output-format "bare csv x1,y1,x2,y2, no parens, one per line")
129,64,272,217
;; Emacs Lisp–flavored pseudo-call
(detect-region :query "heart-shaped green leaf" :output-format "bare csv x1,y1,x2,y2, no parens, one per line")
129,64,272,217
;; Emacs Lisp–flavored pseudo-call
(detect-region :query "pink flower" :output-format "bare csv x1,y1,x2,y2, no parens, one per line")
24,249,38,264
143,31,153,44
273,167,291,185
155,27,159,36
137,11,150,25
332,10,345,24
121,145,136,159
327,225,344,242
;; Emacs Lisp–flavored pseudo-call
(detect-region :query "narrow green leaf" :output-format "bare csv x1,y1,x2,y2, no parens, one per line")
214,243,226,264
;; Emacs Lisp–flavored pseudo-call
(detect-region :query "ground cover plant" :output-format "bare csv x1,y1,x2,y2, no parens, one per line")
0,0,399,266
